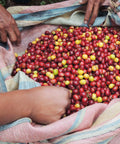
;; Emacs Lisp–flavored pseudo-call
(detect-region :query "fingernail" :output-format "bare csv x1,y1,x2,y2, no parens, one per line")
84,21,87,24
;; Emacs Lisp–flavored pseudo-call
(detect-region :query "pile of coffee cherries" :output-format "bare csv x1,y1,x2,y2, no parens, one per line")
12,26,120,115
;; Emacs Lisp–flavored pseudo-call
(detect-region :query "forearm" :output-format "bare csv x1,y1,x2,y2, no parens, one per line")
0,90,31,126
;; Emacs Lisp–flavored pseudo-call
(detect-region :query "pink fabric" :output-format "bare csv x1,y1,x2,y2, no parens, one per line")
0,40,15,69
0,103,107,143
0,1,120,143
0,100,120,143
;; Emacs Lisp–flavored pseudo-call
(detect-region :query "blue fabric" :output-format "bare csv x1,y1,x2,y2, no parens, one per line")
12,4,109,28
0,71,7,92
12,5,81,23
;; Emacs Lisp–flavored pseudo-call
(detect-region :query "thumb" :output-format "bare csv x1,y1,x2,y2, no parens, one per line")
79,0,88,4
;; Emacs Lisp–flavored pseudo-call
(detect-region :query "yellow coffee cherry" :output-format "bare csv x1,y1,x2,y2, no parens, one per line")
97,97,103,103
69,29,74,33
109,66,114,71
75,103,80,108
104,39,108,44
98,27,102,31
67,42,71,45
67,52,70,56
32,41,36,44
86,37,92,42
105,35,110,40
114,35,118,38
62,60,67,65
98,42,104,47
28,53,31,56
25,50,28,53
65,80,70,85
109,83,115,89
58,82,61,85
60,32,63,36
63,33,68,38
55,41,59,46
110,54,115,60
33,74,38,78
116,76,120,82
51,55,56,60
58,38,62,42
75,40,81,45
59,42,62,46
56,28,61,32
16,68,21,72
55,46,59,50
33,71,38,74
48,56,51,61
78,69,84,75
26,68,31,74
116,41,120,45
82,54,88,59
92,65,98,71
114,58,119,63
80,79,86,85
89,76,94,82
90,55,96,61
81,33,85,37
84,73,89,79
53,35,58,40
41,34,45,36
53,69,58,76
115,65,120,70
52,30,56,35
35,38,39,42
46,72,51,77
15,53,18,57
49,73,55,79
92,93,96,100
78,75,84,80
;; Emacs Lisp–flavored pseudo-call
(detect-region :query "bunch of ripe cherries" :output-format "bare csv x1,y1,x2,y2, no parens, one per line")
12,26,120,115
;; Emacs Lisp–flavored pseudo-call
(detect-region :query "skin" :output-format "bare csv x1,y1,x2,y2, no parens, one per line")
79,0,105,26
0,86,71,125
0,4,21,44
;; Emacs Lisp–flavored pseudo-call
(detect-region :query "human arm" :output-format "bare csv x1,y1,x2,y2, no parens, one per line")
0,86,71,126
0,4,21,44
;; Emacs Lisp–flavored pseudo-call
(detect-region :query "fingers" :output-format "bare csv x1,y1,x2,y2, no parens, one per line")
84,0,94,24
60,87,71,113
0,21,21,45
0,29,7,43
0,26,21,45
60,87,71,98
84,0,103,26
7,27,17,44
14,24,21,44
89,2,100,26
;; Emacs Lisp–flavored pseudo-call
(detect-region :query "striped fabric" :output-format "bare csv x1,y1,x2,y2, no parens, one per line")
0,0,120,143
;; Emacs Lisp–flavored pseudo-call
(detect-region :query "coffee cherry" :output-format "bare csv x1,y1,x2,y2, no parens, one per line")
12,26,120,116
97,97,102,103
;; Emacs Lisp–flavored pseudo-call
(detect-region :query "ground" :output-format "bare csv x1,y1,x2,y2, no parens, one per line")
0,0,65,8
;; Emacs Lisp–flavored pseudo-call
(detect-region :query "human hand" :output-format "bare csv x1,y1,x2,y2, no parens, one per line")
29,86,71,124
0,5,21,44
79,0,105,26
